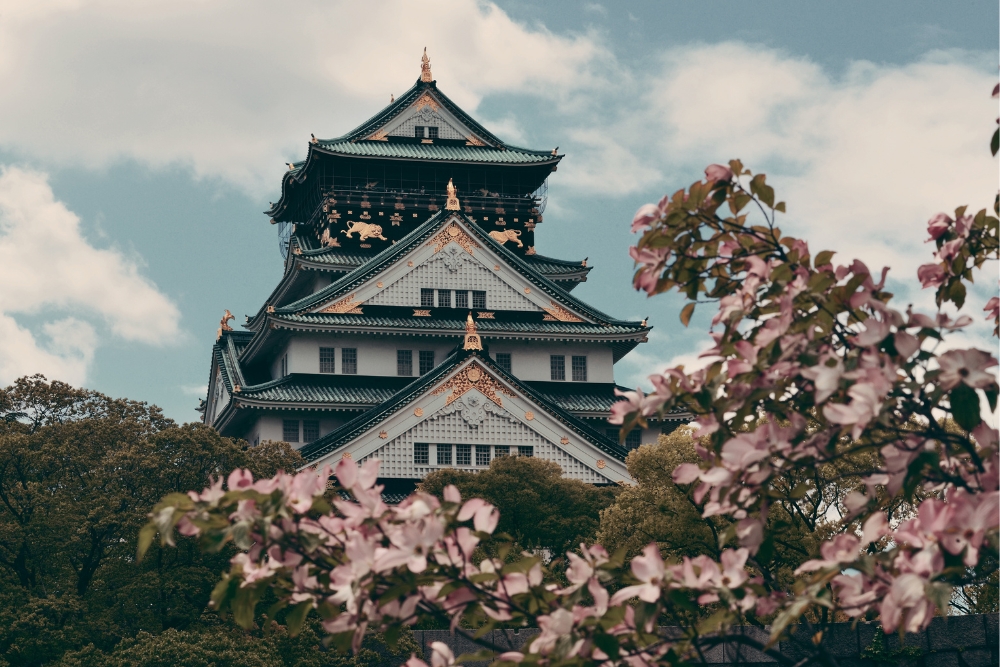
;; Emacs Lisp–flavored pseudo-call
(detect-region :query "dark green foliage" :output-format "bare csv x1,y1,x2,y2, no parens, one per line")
419,455,617,554
0,375,323,667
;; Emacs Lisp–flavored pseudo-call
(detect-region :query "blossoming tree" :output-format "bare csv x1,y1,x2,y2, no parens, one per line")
141,95,999,665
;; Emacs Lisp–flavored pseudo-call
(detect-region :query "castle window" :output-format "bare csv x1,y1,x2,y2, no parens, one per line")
414,126,425,138
420,288,435,308
550,355,565,381
472,290,486,309
319,347,336,373
455,290,468,308
414,443,429,465
495,445,509,457
456,444,472,465
283,419,299,443
342,348,357,375
495,353,511,374
419,351,435,375
280,354,288,378
303,420,319,443
476,445,491,466
437,289,451,308
427,126,439,139
437,443,452,465
397,350,413,376
572,356,588,382
518,446,533,457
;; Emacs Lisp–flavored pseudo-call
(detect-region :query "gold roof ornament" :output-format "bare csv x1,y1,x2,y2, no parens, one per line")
445,178,460,211
420,47,433,82
463,312,482,351
216,309,234,340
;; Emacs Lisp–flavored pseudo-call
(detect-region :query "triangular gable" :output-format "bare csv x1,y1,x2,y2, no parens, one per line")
309,214,590,322
301,354,630,484
366,91,490,146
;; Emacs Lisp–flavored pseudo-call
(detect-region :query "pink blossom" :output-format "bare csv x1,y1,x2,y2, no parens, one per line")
879,573,935,634
861,512,889,546
672,463,702,485
917,263,947,289
796,534,860,573
457,498,499,533
822,381,883,439
227,468,254,490
631,203,662,233
985,296,999,322
831,573,881,617
853,318,890,347
610,543,665,605
926,213,952,240
937,238,964,262
189,476,225,504
704,163,734,183
529,608,574,654
800,356,844,404
936,349,998,390
608,387,666,424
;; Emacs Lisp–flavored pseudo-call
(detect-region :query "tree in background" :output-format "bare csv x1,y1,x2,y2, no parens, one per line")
420,456,616,556
145,92,999,665
0,375,398,667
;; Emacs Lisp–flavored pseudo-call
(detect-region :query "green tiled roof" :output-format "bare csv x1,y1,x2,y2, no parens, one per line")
275,313,643,336
315,140,553,164
236,377,399,405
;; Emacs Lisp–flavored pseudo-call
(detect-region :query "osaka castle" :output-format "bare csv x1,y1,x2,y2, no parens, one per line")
201,51,686,489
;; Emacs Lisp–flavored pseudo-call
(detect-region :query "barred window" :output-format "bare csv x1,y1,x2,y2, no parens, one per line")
342,348,357,375
282,419,299,443
550,355,566,381
437,289,451,308
319,347,336,373
303,420,319,443
427,126,439,139
397,350,413,376
626,430,642,450
420,289,435,308
437,443,452,466
456,444,472,466
495,353,511,374
472,290,486,309
476,445,491,466
495,445,509,457
414,126,425,138
518,446,534,457
571,355,588,382
419,350,435,375
455,290,468,308
414,443,429,465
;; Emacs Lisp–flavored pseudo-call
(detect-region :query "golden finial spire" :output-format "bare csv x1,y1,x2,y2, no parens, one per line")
390,93,394,103
420,47,433,82
463,312,482,350
445,178,460,210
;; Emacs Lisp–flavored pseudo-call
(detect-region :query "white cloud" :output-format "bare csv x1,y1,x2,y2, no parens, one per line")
0,166,180,384
0,0,606,191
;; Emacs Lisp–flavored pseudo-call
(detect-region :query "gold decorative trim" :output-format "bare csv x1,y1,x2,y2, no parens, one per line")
342,452,352,460
463,313,482,351
476,311,495,319
493,265,500,271
414,89,439,109
426,222,480,255
378,430,388,439
428,203,439,211
360,211,371,220
376,281,384,288
524,411,534,421
390,213,403,226
525,246,537,256
414,407,424,417
407,261,414,267
445,178,460,211
367,129,389,141
431,360,515,407
524,287,531,294
596,459,607,469
542,301,583,322
465,135,486,147
266,305,275,313
560,437,570,445
321,293,364,314
488,229,523,247
413,309,431,317
233,385,241,393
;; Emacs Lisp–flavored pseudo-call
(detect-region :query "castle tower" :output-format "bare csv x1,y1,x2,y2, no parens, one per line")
202,53,686,490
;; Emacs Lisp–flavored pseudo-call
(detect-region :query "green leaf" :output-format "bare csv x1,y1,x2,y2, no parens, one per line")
680,302,695,327
593,633,621,660
136,522,157,562
992,127,999,157
948,280,967,309
985,385,998,413
814,250,836,267
950,383,981,431
285,601,312,637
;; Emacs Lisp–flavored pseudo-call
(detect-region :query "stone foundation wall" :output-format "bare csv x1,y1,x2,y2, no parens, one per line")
407,613,998,666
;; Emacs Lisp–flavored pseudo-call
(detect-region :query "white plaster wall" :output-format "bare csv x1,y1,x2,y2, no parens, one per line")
489,343,614,383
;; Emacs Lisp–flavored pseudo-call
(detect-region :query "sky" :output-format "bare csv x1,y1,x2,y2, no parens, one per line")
0,0,996,424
